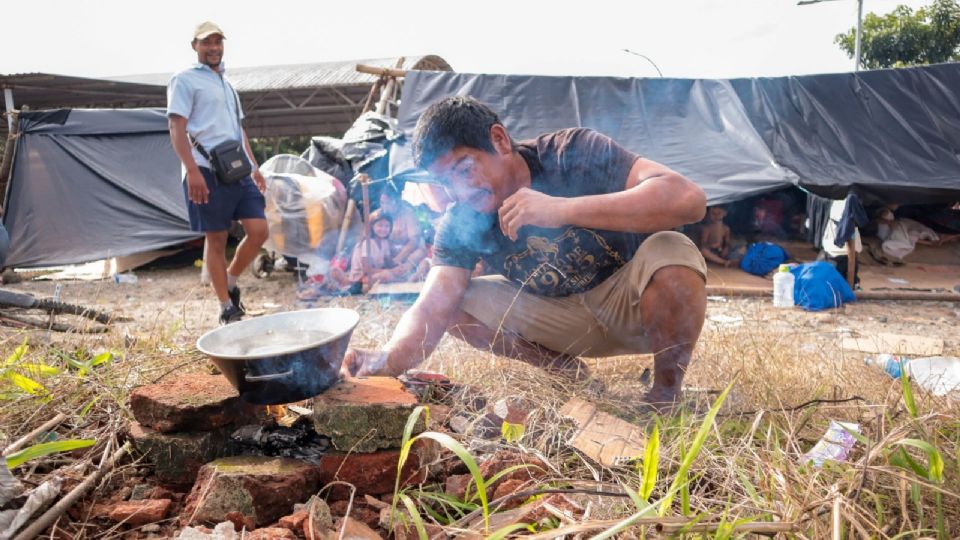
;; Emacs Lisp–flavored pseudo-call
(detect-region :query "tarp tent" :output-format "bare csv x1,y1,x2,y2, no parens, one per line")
391,64,960,205
2,108,197,268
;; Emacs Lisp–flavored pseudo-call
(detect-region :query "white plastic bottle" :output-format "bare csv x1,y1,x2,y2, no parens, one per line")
864,353,905,378
772,264,795,308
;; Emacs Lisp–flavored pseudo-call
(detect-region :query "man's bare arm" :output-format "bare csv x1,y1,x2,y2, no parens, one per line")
168,115,199,173
498,158,706,239
346,264,471,376
168,115,209,204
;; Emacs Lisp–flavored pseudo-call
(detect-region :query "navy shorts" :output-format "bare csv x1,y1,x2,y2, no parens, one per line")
183,167,266,232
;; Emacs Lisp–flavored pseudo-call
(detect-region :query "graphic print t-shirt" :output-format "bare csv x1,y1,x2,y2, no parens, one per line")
432,128,643,297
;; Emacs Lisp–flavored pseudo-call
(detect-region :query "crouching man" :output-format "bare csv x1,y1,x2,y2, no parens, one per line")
344,96,708,408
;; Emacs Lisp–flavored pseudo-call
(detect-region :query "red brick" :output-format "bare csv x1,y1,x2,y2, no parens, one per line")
104,499,172,526
129,373,266,433
317,440,434,498
277,510,308,532
492,478,529,508
182,456,322,527
310,377,423,453
444,474,472,500
225,511,256,532
337,517,383,540
317,377,417,406
245,527,299,539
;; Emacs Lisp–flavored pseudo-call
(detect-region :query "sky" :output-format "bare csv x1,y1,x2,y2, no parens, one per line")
2,0,932,80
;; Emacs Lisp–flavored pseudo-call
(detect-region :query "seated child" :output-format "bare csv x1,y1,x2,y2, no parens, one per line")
372,187,430,281
328,214,429,294
701,206,736,267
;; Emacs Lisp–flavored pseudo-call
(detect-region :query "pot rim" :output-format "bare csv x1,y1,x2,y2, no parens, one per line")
196,307,360,361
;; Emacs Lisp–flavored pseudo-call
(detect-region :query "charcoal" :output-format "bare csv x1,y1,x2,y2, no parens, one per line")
230,417,330,463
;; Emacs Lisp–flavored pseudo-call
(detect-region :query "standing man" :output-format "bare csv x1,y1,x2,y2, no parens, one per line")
345,96,708,410
167,22,268,324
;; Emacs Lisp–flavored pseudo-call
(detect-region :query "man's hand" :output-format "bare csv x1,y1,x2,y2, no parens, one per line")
252,169,266,193
341,348,393,378
498,187,569,241
186,168,209,204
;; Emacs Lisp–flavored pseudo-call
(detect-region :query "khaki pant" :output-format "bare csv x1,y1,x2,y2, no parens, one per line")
458,231,706,357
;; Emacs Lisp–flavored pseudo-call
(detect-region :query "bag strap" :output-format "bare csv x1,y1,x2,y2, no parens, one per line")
187,79,244,162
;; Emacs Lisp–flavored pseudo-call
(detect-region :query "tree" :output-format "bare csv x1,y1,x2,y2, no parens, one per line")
835,0,960,69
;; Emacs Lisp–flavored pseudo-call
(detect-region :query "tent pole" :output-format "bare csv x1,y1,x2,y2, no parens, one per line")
3,89,12,132
359,174,371,290
0,110,19,215
845,240,856,288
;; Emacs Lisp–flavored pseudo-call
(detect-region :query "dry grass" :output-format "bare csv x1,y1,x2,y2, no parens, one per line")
1,272,958,538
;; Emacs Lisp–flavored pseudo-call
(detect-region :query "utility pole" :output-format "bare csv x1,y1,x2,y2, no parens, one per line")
798,0,864,71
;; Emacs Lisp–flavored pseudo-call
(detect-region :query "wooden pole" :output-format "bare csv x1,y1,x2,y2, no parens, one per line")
375,57,405,117
361,78,383,115
335,199,356,257
355,64,408,78
0,110,20,214
12,442,131,540
359,174,371,285
845,240,856,288
2,413,68,456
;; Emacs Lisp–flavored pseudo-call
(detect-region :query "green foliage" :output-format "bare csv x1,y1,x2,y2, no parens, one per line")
4,439,96,469
835,0,960,69
638,421,660,502
248,136,313,165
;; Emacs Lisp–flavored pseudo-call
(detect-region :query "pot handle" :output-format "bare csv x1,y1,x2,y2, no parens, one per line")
244,369,294,382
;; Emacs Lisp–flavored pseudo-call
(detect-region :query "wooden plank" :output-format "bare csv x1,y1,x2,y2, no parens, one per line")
559,397,646,467
841,332,943,356
366,281,423,296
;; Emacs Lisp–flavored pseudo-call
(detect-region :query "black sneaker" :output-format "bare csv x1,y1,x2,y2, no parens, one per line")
228,286,245,311
219,303,245,325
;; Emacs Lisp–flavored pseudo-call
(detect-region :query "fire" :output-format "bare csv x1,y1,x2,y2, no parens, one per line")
266,404,288,422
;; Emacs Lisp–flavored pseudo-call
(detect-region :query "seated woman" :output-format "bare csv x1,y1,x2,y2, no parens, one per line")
327,214,428,294
370,186,430,281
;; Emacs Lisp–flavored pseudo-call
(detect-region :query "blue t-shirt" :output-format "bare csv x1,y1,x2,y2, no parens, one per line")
166,63,246,169
432,128,642,297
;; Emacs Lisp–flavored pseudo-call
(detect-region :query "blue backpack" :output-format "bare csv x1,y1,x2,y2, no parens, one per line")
740,242,789,276
790,261,856,311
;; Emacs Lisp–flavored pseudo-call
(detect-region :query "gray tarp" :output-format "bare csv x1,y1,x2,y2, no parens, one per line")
2,108,197,268
393,64,960,204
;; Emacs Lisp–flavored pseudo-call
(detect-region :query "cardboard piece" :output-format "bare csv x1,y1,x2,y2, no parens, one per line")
559,397,647,467
842,332,943,356
366,281,423,296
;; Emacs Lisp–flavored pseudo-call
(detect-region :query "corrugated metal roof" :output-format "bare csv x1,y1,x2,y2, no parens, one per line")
107,55,452,91
1,55,452,138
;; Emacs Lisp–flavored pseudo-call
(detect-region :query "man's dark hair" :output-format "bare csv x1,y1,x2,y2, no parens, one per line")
412,96,507,169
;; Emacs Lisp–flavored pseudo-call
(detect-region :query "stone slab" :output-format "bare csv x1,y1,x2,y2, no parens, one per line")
127,421,234,486
182,456,322,527
310,377,423,453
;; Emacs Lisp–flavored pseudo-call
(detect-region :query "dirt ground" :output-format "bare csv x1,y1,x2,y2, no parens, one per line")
3,263,958,383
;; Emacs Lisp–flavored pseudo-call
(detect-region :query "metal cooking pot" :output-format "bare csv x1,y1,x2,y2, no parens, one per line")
196,308,360,405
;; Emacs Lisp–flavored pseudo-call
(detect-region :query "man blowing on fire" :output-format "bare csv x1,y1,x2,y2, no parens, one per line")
344,96,708,409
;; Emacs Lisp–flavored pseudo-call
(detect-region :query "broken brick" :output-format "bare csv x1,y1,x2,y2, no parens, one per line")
127,421,233,486
317,439,435,499
245,527,299,539
129,373,265,433
182,456,322,527
101,499,172,526
277,511,308,532
310,377,424,453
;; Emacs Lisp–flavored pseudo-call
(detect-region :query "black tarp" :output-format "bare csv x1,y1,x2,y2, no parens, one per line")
2,108,198,268
393,64,960,205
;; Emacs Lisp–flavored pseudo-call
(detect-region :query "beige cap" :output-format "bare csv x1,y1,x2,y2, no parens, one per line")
193,21,225,40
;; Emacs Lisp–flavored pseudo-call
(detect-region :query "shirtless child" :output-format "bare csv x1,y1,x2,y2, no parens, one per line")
701,206,734,267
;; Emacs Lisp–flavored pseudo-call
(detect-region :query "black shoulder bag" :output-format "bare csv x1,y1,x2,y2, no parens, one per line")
189,85,252,184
